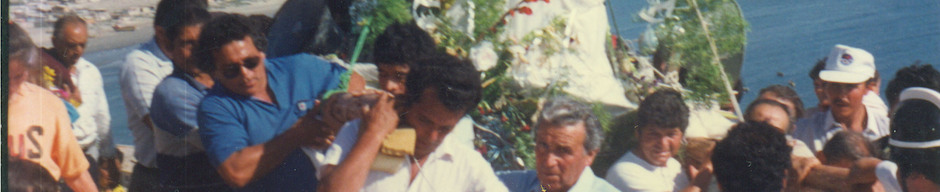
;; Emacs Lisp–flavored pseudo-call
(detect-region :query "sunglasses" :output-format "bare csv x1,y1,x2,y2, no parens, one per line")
220,57,262,79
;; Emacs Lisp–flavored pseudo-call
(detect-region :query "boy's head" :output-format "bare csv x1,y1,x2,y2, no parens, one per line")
820,131,877,168
885,64,940,111
712,122,792,192
633,89,689,167
373,22,437,97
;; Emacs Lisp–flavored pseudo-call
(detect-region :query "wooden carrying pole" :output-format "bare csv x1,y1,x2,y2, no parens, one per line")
688,0,744,121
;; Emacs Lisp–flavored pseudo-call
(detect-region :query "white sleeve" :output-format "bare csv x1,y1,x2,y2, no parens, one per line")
876,161,902,192
313,120,361,178
467,148,509,192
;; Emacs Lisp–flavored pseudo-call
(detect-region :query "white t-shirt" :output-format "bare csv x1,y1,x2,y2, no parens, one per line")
320,119,508,192
605,151,689,192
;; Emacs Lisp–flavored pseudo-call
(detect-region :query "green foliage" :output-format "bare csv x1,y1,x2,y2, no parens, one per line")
654,0,748,103
362,0,413,55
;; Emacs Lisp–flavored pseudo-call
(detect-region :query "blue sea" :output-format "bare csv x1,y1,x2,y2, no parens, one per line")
88,0,940,145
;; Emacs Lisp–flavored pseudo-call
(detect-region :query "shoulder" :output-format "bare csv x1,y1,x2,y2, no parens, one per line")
606,152,649,178
153,77,192,101
26,83,69,113
794,111,827,133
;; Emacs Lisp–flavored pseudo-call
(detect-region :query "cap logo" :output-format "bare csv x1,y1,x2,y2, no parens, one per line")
840,53,853,65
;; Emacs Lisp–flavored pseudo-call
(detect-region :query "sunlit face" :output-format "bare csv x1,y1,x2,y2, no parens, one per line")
748,103,792,133
814,79,830,109
169,25,202,70
825,82,867,120
51,23,88,66
635,126,683,167
404,89,465,159
760,92,797,119
211,36,267,97
535,121,596,192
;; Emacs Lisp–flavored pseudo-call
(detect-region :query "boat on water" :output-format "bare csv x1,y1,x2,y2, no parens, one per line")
112,24,136,31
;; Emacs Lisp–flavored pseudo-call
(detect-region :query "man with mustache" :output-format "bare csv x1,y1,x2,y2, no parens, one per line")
793,44,890,153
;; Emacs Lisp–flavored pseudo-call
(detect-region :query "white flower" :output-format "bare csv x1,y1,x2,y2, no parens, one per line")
470,41,499,71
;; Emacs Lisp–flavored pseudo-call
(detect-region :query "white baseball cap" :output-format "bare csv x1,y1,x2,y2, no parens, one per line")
819,44,876,84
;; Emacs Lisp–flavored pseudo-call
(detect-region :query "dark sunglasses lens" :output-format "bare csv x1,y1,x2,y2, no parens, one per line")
244,58,260,70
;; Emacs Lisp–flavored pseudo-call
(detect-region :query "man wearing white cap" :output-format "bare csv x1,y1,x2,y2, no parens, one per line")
793,44,890,152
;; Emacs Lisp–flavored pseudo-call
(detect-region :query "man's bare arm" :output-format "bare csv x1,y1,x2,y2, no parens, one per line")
216,112,334,188
65,170,99,192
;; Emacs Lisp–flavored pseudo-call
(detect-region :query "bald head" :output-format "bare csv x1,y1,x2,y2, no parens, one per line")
51,15,88,66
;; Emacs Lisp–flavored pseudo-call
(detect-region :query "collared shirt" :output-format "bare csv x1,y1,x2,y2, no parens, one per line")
863,91,888,117
605,151,689,192
9,83,90,180
120,38,174,167
71,58,111,159
322,120,509,192
198,54,346,191
151,69,226,188
498,168,620,192
792,107,890,152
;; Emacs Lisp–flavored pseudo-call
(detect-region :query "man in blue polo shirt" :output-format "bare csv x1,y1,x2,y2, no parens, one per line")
194,14,350,191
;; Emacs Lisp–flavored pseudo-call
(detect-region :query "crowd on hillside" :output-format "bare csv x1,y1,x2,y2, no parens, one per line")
7,0,940,192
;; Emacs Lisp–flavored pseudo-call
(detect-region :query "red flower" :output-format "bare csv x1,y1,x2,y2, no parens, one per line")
518,7,533,15
544,0,550,3
521,124,531,131
524,0,538,2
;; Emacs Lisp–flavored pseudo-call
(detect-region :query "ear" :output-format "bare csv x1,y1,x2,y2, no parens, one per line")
584,149,599,165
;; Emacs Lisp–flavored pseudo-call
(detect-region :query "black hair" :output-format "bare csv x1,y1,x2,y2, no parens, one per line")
9,22,38,66
164,6,211,42
712,122,792,192
248,14,274,37
885,63,940,108
194,14,263,73
809,58,826,80
759,84,805,119
155,0,208,29
744,99,793,131
8,158,60,192
890,99,940,186
822,131,878,164
403,52,482,114
373,22,437,67
636,89,689,133
52,14,87,40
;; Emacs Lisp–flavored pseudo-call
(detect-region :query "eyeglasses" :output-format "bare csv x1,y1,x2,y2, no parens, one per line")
220,57,261,79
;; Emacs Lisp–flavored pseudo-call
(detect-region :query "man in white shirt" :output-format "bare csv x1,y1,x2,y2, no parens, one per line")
793,44,890,153
319,53,508,191
46,15,113,162
885,87,940,192
119,0,208,191
499,97,620,192
606,89,707,192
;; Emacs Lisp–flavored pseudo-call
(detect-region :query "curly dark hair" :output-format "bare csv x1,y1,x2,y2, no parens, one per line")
890,99,940,186
712,122,792,192
194,14,264,73
403,52,481,114
636,89,689,133
759,84,805,119
8,158,59,192
885,63,940,108
373,22,437,67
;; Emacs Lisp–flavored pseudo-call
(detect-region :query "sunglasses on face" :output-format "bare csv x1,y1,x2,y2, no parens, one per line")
220,57,262,79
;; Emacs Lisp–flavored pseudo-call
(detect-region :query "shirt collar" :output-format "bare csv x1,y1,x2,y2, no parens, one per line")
824,108,882,136
145,38,172,65
426,135,458,162
171,69,209,92
566,167,600,192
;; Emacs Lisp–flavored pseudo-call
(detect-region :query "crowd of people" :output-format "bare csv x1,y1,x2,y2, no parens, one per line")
7,0,940,191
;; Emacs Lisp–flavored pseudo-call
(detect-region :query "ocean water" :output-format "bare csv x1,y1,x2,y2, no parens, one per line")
90,0,940,145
